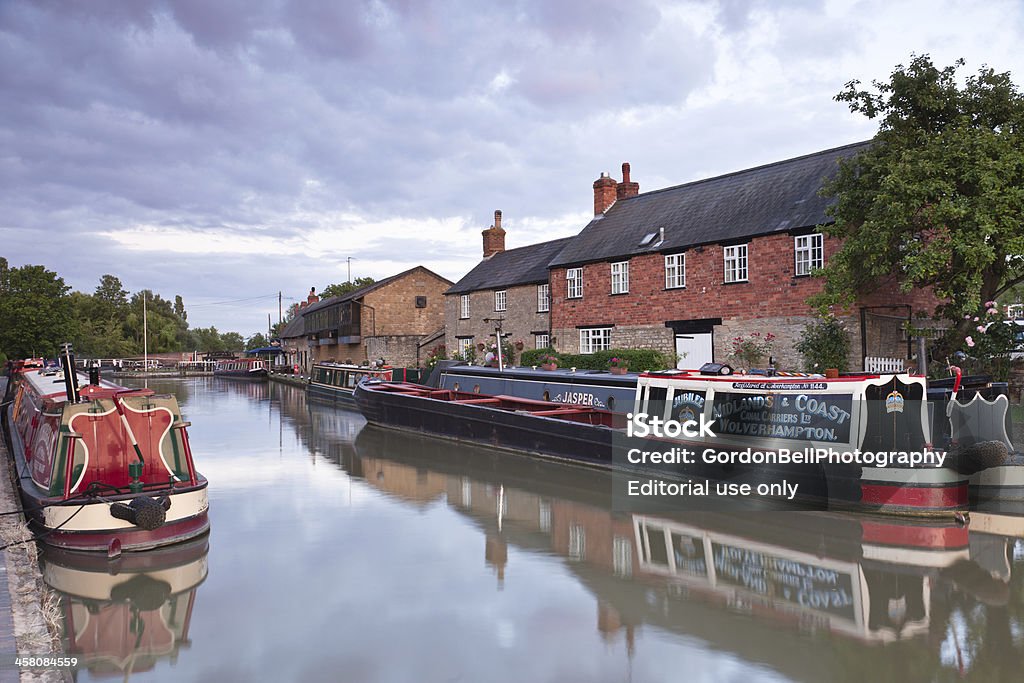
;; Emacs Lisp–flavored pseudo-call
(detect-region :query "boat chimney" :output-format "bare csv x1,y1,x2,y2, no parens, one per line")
88,360,101,386
60,342,80,403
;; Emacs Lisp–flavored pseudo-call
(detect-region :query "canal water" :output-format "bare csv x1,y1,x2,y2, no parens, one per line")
42,377,1024,682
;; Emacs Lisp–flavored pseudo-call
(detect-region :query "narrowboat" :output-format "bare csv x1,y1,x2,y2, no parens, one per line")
353,367,1015,517
2,347,210,553
213,357,268,380
430,360,637,412
308,361,421,406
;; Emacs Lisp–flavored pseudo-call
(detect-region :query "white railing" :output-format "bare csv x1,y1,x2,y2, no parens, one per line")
864,356,904,373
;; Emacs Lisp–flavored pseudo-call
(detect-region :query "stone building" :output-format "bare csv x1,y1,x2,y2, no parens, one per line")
279,287,320,374
301,266,451,367
444,210,572,363
547,144,939,370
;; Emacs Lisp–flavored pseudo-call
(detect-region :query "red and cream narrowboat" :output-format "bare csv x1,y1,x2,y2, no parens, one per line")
2,347,209,553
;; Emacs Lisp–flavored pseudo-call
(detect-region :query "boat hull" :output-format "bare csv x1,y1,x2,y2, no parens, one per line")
353,382,968,516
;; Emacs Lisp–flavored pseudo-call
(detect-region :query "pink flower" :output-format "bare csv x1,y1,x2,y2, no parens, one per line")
985,300,996,308
964,314,971,319
966,336,975,348
987,307,998,315
977,325,986,333
973,317,979,322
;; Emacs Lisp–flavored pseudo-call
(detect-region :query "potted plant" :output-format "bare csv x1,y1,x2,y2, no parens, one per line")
608,357,629,375
539,354,559,371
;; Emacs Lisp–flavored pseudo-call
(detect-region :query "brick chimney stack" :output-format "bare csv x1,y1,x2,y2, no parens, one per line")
593,172,617,216
482,209,506,258
616,162,639,200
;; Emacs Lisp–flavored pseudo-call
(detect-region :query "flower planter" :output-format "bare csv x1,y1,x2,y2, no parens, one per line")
541,363,558,371
609,366,628,375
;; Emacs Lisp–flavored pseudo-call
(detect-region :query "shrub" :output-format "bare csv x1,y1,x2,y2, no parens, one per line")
728,332,776,368
520,348,673,372
423,345,446,373
795,317,850,372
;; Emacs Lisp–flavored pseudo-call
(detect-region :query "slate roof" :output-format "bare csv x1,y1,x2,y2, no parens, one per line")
446,237,574,295
302,266,452,316
549,141,871,268
278,314,305,340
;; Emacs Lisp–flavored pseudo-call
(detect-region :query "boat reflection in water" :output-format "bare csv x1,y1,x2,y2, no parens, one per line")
40,535,209,678
345,425,1024,679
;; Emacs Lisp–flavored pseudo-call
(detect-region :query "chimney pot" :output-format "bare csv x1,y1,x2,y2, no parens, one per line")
482,209,507,258
616,161,639,201
593,172,618,216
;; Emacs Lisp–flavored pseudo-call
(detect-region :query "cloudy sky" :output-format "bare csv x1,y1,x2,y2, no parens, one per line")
2,0,1022,335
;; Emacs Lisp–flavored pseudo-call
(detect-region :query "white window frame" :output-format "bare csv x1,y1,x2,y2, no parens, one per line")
494,289,507,312
537,284,550,312
535,333,550,349
794,234,823,276
566,268,583,299
665,253,685,289
457,338,473,359
579,327,612,354
724,244,748,283
610,261,629,294
459,294,470,319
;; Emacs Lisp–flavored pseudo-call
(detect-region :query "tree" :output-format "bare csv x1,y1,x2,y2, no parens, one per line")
0,261,72,358
814,55,1024,346
94,274,128,312
245,333,270,351
321,277,376,300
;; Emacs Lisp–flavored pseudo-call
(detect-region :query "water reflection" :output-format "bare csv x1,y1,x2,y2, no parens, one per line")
51,378,1022,682
41,536,208,678
342,423,1024,680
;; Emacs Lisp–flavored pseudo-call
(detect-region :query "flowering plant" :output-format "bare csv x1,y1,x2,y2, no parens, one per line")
539,354,559,366
728,332,776,368
608,357,629,369
956,301,1020,381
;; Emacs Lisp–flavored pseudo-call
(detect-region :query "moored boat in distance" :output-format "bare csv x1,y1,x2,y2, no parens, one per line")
2,345,210,553
308,361,421,406
213,357,268,380
353,367,1015,517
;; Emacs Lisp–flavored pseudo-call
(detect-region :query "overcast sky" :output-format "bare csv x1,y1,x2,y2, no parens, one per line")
2,0,1023,336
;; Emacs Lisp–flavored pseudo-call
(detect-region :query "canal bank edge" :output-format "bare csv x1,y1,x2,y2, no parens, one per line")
0,429,67,683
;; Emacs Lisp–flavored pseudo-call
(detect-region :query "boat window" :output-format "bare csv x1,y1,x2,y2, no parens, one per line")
607,396,615,411
647,386,668,420
473,385,480,393
453,382,460,391
347,372,359,388
543,391,550,401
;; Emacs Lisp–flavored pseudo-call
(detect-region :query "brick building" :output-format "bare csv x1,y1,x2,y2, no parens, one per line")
301,266,451,367
444,210,571,362
547,143,939,370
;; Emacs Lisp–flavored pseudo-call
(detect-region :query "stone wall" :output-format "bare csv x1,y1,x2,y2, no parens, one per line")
445,284,550,360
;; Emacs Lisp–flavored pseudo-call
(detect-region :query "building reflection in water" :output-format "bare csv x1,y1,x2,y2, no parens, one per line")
257,382,1024,680
40,535,209,678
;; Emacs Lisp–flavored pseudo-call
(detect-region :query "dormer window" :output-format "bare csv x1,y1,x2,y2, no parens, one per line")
639,231,658,246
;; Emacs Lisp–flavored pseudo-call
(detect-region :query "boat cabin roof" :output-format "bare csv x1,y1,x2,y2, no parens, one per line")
638,369,924,384
20,367,144,403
